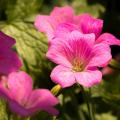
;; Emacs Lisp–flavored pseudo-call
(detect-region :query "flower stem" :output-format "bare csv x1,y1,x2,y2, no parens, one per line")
81,87,95,120
88,88,95,120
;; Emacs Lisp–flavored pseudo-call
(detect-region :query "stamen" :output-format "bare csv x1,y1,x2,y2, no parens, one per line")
72,58,84,72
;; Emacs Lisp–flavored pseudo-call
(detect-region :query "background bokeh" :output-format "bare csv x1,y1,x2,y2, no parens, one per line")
0,0,120,120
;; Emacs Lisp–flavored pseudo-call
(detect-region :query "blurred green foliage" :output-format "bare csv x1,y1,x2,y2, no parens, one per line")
0,0,120,120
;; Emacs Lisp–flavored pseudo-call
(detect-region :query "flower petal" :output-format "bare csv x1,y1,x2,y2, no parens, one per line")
66,31,95,66
0,31,15,48
26,89,59,116
68,30,95,45
96,33,120,46
7,71,33,104
50,65,76,88
47,31,95,67
9,100,30,117
0,32,22,74
46,37,72,67
50,6,74,23
54,23,79,39
34,15,54,40
0,49,22,75
34,6,74,41
88,43,112,67
74,14,103,38
75,69,102,87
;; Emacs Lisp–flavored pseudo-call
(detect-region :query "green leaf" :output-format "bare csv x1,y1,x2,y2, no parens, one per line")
72,0,105,17
92,73,120,110
0,21,54,87
60,0,105,17
95,113,117,120
0,0,55,88
0,99,8,120
6,0,43,21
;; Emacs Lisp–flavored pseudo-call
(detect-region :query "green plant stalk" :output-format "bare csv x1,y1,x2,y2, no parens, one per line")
81,87,95,120
88,88,95,120
69,90,86,120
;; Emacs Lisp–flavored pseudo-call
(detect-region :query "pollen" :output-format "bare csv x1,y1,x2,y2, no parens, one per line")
72,58,84,72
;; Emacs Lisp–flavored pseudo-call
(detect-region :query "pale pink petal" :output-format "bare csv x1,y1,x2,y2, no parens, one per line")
46,37,72,67
74,14,103,38
26,89,59,116
50,65,75,88
75,69,102,87
35,6,74,41
50,6,74,24
34,15,54,40
0,77,30,116
88,43,112,67
68,31,95,46
7,71,33,105
54,23,79,39
96,33,120,45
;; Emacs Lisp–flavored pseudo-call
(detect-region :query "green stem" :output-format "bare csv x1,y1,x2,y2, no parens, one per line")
69,90,85,120
81,87,95,120
88,88,95,120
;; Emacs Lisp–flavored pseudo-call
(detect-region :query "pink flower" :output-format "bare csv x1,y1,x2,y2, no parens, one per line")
34,6,120,46
46,31,112,88
34,6,74,41
0,71,59,116
55,16,120,46
0,31,22,75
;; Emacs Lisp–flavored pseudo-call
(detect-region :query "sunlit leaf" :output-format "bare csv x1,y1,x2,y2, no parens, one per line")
0,99,8,120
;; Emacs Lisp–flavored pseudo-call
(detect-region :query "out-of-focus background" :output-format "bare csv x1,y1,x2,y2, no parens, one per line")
0,0,120,120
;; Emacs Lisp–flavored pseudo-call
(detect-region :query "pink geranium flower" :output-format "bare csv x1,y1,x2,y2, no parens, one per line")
0,71,59,116
34,6,120,46
34,6,74,41
0,31,22,75
46,31,112,88
55,22,120,46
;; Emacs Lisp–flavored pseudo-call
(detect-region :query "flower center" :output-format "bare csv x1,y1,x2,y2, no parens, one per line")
72,59,84,72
